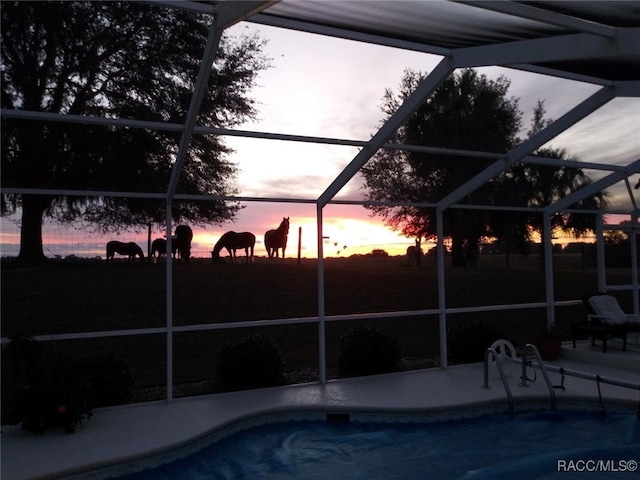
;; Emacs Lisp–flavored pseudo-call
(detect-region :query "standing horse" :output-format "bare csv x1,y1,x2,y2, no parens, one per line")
175,225,193,263
212,231,256,264
106,241,144,262
264,217,289,262
150,238,177,262
406,239,422,267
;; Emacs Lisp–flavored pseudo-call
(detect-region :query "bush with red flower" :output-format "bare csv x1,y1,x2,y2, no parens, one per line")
1,336,134,433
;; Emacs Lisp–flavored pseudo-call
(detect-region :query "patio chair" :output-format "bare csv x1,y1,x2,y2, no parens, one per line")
571,294,636,353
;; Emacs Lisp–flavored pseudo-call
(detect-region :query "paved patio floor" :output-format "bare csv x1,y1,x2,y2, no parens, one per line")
2,340,638,480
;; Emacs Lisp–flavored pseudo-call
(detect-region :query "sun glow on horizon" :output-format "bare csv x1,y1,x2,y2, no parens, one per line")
192,217,417,259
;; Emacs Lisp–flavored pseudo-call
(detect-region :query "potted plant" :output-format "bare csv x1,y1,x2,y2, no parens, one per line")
535,328,562,361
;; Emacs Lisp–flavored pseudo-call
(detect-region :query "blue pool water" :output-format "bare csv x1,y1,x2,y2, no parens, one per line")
122,411,639,480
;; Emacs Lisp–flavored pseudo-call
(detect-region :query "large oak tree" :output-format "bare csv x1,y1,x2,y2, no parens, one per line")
1,1,270,264
362,70,605,267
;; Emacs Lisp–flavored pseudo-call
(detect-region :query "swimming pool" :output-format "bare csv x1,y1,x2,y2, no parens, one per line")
119,410,638,480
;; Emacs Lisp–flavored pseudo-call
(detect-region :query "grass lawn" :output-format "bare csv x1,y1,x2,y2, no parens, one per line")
1,254,634,400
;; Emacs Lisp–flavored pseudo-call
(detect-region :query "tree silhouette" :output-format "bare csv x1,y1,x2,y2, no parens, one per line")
363,69,521,267
1,1,270,264
494,102,607,265
362,72,605,267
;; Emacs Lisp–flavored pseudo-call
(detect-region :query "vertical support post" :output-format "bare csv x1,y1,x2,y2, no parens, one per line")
316,205,326,384
297,226,302,264
596,213,606,292
165,204,174,402
630,216,639,315
162,16,222,403
436,209,448,368
625,179,639,314
147,223,152,260
314,58,454,378
543,213,555,331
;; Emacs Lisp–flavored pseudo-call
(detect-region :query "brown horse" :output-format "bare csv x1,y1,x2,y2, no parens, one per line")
212,231,256,264
106,241,144,262
175,225,193,263
264,217,289,262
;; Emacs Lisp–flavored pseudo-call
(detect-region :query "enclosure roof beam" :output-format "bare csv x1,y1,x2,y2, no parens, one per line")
544,158,640,215
615,80,640,97
142,1,217,15
507,87,616,161
248,12,452,56
5,109,624,172
216,1,280,29
142,1,279,22
317,57,455,208
454,29,637,69
165,21,222,201
436,86,617,211
507,63,615,87
249,10,632,89
3,107,627,176
4,185,636,216
459,1,617,38
166,1,275,201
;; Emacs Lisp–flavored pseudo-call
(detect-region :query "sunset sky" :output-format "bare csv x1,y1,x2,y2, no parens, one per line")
1,19,638,260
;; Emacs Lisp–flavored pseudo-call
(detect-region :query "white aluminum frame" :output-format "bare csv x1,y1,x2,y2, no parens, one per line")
2,1,639,400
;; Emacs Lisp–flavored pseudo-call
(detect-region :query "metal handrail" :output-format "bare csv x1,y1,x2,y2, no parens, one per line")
483,347,514,413
519,345,640,415
521,344,557,410
523,359,640,392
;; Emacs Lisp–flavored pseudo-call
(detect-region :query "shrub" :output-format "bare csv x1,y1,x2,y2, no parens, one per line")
1,336,134,433
77,355,135,408
338,324,400,376
214,333,286,390
447,320,505,363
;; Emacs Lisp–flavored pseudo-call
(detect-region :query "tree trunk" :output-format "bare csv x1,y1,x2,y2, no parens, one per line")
17,195,49,265
451,236,466,267
466,236,480,267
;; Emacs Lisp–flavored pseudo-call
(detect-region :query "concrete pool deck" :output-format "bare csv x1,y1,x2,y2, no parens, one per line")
2,340,639,480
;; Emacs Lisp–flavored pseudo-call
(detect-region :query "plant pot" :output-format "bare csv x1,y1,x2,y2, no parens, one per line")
535,334,562,361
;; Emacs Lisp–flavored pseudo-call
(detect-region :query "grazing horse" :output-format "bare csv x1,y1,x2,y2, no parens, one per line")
212,231,256,264
175,225,193,263
150,225,194,263
406,239,422,267
264,217,290,262
106,241,144,262
150,238,177,262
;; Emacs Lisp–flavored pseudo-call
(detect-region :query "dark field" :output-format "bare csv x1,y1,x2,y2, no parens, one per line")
1,254,634,400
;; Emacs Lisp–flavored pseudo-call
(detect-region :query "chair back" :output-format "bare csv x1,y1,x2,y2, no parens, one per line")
588,295,628,325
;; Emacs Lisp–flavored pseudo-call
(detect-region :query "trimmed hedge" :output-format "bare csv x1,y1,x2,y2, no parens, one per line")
338,324,400,376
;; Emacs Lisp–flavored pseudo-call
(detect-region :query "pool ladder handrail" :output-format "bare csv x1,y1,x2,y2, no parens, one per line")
483,343,557,412
521,344,557,411
482,347,514,413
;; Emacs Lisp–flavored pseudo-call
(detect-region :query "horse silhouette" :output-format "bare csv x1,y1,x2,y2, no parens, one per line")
212,231,256,264
175,225,193,263
264,217,289,262
150,238,177,262
150,225,194,263
406,239,422,267
106,241,144,262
